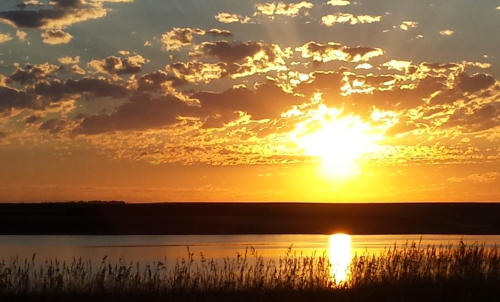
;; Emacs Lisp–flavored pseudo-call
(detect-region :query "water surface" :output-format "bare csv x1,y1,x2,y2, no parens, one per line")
1,234,498,263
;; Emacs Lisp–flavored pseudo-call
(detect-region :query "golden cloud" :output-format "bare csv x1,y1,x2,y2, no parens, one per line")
41,29,73,44
0,32,12,43
161,27,206,51
255,1,313,17
16,30,27,41
399,21,418,30
322,13,381,26
58,56,81,65
327,0,350,6
215,12,251,24
296,41,384,63
439,30,454,36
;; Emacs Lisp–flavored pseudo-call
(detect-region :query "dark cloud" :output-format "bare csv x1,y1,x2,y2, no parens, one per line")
89,55,147,75
30,78,129,100
168,61,229,83
0,131,6,139
0,0,106,29
295,71,344,100
0,10,66,28
446,103,500,133
192,41,273,63
74,94,198,134
430,73,495,105
457,73,495,93
8,63,62,84
136,70,186,92
51,0,84,9
39,118,70,134
25,115,41,123
194,83,305,123
0,86,38,112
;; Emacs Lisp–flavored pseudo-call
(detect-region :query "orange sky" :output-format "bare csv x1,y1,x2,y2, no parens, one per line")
0,0,500,202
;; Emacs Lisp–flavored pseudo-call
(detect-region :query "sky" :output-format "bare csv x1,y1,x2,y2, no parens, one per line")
1,0,500,202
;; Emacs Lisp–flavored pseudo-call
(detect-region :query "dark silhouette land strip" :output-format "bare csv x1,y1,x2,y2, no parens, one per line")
1,202,500,235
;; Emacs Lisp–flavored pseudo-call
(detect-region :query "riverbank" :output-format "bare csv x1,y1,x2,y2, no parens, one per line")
1,202,500,235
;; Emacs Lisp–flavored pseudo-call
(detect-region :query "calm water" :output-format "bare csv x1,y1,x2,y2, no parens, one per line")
2,234,500,282
1,234,499,263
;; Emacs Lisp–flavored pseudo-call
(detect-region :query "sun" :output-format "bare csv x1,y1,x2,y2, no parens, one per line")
294,110,380,179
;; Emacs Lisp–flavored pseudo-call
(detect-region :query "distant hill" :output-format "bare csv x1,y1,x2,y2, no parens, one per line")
1,202,499,235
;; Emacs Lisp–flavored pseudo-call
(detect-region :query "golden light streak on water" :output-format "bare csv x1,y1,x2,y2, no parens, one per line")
329,233,352,282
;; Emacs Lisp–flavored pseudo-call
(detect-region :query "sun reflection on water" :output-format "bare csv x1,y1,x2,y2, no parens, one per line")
329,234,352,282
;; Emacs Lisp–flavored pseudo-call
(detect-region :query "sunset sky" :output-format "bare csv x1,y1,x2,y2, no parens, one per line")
1,0,500,202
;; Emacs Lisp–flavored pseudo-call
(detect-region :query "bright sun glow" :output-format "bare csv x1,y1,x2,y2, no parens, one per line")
294,108,380,178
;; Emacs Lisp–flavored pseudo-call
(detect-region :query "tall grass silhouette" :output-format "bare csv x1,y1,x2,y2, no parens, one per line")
1,241,500,301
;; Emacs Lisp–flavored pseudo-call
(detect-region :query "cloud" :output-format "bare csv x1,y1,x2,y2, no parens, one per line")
215,12,251,24
457,73,495,93
136,70,186,92
30,78,129,100
58,56,80,64
39,118,71,134
192,41,289,63
382,60,413,72
207,28,233,37
8,63,62,84
190,41,291,78
167,62,227,83
76,80,306,134
465,61,491,69
16,30,27,41
448,172,499,183
0,74,7,87
322,13,381,26
0,86,37,112
70,64,86,75
0,0,132,30
255,2,313,18
439,30,454,36
161,27,205,51
0,32,13,43
296,41,384,63
74,94,197,134
399,21,418,30
41,29,73,44
0,7,107,30
88,54,148,75
193,83,305,124
445,103,500,133
294,70,344,101
327,0,350,6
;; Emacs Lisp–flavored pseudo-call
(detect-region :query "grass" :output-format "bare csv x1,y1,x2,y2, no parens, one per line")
1,241,500,301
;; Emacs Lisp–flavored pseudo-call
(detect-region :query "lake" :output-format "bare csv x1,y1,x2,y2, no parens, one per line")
1,234,500,282
2,234,499,262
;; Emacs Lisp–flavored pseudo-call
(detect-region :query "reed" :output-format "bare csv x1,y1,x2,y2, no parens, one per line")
1,241,500,301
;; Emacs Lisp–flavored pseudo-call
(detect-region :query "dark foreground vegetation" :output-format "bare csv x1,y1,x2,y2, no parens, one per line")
2,242,500,301
1,202,500,235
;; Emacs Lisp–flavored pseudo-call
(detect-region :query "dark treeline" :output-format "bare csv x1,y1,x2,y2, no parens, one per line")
1,202,500,235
